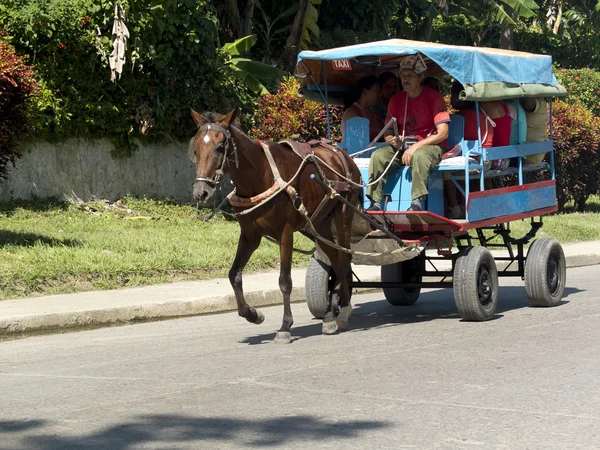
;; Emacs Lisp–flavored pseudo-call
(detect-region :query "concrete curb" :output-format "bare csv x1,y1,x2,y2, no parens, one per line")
1,249,599,338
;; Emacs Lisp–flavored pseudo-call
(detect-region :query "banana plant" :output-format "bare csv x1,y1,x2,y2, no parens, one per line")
437,0,539,24
221,34,287,95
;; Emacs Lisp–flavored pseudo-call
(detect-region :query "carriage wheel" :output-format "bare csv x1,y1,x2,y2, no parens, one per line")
305,255,352,319
524,238,566,307
453,246,499,321
381,253,425,306
305,255,330,319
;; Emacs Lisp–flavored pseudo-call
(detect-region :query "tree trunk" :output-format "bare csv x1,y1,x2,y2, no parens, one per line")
499,8,517,50
243,0,255,37
283,0,310,70
553,1,563,35
225,0,243,40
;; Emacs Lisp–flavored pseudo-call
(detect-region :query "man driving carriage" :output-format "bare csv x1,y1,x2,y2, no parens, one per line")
366,55,450,212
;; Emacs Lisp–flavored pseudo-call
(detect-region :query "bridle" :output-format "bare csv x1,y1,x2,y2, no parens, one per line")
193,123,239,188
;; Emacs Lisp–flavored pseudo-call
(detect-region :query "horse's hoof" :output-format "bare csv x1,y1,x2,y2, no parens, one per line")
336,319,349,330
322,320,338,335
336,303,353,330
274,331,292,344
254,310,265,325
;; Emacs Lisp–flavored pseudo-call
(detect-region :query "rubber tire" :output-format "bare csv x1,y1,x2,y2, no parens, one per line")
453,246,499,321
524,238,566,307
381,253,425,306
305,256,330,319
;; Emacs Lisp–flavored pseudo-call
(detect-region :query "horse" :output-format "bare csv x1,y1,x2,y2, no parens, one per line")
190,109,362,344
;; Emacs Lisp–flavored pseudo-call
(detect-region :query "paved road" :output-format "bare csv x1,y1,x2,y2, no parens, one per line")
1,266,600,449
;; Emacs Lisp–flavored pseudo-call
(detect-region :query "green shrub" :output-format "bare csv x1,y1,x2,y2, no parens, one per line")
250,76,342,142
0,37,38,180
551,100,600,211
555,68,600,118
0,0,254,156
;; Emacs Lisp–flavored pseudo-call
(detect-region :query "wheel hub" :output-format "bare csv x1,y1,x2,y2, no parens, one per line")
547,255,559,294
477,266,492,306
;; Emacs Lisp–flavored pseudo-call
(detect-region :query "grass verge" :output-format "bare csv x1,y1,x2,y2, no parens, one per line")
0,195,598,300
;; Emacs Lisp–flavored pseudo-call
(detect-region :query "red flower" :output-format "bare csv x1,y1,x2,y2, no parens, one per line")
575,76,580,81
58,43,66,50
81,16,90,24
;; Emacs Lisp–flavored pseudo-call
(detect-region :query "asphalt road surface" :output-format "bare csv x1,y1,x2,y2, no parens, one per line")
1,266,600,449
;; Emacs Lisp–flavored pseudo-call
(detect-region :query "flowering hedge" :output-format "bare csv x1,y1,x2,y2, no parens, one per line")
551,100,600,211
555,68,600,117
250,76,342,142
0,38,38,180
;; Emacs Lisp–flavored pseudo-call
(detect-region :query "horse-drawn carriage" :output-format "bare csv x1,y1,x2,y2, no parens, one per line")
296,39,568,323
191,39,568,343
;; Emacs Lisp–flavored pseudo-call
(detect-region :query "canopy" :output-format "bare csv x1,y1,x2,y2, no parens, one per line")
296,39,567,103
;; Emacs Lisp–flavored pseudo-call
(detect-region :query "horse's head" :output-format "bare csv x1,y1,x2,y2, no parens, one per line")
189,109,238,205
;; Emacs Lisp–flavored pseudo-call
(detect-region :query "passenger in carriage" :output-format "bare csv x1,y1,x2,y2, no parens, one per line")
371,72,400,120
520,97,549,164
341,75,385,143
478,100,513,171
446,81,495,218
366,55,450,212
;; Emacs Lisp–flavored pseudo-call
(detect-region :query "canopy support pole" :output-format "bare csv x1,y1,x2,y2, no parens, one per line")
322,61,331,140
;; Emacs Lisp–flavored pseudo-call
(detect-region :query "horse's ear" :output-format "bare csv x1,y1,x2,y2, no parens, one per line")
219,109,239,128
190,108,207,127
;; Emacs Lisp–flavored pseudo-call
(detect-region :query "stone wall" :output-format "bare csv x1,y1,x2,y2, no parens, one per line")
0,139,200,203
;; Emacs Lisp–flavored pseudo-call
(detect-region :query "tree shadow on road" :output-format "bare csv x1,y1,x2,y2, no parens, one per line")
5,414,389,449
0,230,81,248
241,285,582,345
0,420,46,433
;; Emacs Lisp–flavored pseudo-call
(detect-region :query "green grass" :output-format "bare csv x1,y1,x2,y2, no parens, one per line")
0,195,599,300
0,197,313,300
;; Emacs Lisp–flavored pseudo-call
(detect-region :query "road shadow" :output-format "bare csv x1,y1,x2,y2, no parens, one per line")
0,420,45,433
241,284,582,345
0,230,81,248
6,414,389,449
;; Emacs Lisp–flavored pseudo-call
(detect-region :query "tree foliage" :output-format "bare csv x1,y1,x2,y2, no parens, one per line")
0,0,252,156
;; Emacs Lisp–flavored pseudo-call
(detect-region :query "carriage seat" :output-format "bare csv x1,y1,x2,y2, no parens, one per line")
340,116,388,158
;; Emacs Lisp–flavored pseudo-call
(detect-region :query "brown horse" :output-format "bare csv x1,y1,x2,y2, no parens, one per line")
190,109,362,344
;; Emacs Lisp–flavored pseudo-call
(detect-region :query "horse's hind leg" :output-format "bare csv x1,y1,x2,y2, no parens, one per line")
229,233,264,324
274,223,295,344
332,201,354,330
315,220,342,335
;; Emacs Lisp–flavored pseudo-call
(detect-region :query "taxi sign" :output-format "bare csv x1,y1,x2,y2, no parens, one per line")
332,59,352,70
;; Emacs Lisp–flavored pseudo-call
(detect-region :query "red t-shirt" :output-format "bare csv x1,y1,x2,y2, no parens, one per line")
490,103,512,147
386,86,450,149
458,110,494,148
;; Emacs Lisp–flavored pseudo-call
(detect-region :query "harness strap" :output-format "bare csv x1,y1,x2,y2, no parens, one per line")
260,141,287,189
227,182,279,207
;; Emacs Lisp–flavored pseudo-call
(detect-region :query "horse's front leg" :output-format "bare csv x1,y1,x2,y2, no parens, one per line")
229,233,264,324
274,224,295,344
